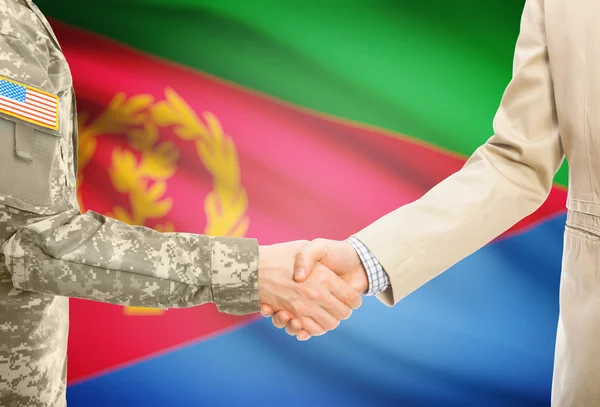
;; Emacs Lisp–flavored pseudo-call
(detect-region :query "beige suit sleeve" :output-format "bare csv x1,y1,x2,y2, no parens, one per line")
354,0,564,306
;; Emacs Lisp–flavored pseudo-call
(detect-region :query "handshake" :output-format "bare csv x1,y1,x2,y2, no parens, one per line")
257,239,369,341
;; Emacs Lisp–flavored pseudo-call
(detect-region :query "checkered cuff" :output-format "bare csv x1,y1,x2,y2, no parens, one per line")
347,236,390,296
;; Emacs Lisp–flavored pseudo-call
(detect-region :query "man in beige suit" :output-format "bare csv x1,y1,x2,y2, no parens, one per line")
260,0,595,404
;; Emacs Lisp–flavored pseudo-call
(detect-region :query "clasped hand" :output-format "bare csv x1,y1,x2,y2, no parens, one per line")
258,239,368,341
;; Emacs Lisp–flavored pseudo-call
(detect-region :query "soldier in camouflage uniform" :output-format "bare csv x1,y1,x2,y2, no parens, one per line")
0,1,362,405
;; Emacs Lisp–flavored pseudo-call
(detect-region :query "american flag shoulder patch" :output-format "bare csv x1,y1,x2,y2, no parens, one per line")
0,75,59,131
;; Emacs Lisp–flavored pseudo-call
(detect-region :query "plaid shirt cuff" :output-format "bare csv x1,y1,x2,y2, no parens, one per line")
347,236,390,296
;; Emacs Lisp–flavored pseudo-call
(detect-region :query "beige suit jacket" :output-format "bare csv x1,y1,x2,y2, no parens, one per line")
355,0,599,404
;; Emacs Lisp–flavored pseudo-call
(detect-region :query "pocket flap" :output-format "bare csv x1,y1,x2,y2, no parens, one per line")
14,122,34,161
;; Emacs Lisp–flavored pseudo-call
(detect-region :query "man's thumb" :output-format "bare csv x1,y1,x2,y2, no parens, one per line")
293,239,327,282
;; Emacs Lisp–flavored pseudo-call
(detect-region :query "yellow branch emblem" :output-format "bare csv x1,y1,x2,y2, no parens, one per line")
77,88,248,315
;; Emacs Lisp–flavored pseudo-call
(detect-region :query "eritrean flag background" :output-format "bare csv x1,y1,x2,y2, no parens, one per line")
36,1,565,405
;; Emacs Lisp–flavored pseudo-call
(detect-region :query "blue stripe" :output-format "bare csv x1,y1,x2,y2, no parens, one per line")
67,213,565,406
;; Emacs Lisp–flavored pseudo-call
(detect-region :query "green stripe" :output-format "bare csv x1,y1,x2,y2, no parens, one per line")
37,0,568,186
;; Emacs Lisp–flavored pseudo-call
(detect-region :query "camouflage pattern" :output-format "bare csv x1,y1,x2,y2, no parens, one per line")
0,1,259,405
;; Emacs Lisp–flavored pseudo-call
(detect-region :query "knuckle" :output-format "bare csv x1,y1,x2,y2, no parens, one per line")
306,288,321,301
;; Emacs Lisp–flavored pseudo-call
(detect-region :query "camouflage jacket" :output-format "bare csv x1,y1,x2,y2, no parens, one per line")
0,1,259,405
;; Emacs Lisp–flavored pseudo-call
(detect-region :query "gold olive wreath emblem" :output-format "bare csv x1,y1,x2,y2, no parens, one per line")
77,88,249,315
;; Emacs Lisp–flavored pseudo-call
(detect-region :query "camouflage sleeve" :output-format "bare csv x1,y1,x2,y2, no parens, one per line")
0,209,259,315
0,0,258,316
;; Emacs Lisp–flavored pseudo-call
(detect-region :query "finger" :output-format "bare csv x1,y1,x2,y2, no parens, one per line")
330,276,362,310
305,305,340,332
297,330,312,341
272,310,293,329
317,289,354,321
294,239,329,282
296,274,351,326
285,318,303,336
324,302,352,322
260,303,274,317
297,316,327,337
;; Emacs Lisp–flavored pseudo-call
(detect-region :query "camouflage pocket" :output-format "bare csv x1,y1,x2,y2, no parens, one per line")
0,114,64,213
